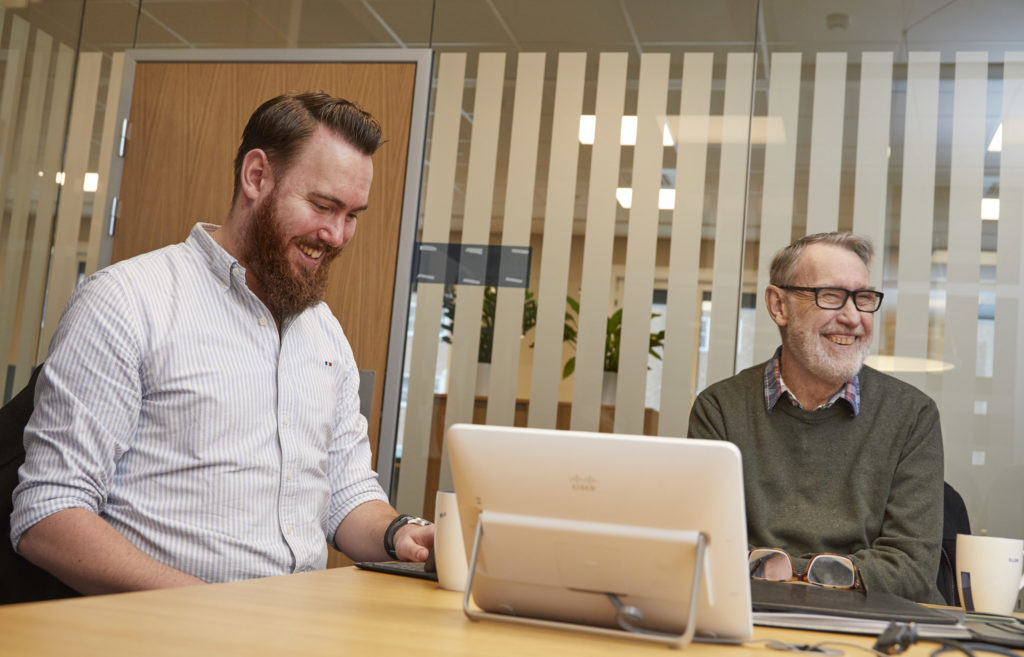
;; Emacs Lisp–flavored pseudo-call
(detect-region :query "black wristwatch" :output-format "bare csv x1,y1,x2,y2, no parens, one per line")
383,514,431,560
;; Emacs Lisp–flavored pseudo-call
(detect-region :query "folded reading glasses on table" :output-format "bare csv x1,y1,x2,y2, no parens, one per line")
748,548,859,590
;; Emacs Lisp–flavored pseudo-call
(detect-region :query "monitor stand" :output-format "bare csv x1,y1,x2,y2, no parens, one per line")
461,511,708,649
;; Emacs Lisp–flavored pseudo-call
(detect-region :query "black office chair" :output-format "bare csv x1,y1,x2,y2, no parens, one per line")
935,482,971,607
1,364,80,604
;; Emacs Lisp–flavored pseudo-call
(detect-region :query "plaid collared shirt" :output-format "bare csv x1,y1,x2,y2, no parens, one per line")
763,346,860,415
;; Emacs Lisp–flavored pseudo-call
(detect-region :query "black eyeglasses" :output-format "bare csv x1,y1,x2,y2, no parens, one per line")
778,286,884,313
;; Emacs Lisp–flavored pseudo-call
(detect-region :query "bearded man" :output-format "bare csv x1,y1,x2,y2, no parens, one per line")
11,92,433,594
688,232,944,603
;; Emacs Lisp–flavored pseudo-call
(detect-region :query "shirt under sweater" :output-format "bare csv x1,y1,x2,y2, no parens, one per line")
688,361,944,603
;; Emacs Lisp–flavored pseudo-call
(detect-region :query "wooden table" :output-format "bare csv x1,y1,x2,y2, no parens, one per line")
0,567,1010,657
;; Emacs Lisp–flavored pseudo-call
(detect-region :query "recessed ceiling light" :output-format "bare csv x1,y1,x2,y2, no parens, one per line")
579,116,673,146
579,115,786,146
615,188,675,210
981,197,999,221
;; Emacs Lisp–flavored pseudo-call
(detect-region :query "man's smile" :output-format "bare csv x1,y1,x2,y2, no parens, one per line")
296,242,325,262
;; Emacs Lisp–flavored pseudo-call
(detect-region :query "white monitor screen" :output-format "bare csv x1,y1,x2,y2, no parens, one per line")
447,423,752,642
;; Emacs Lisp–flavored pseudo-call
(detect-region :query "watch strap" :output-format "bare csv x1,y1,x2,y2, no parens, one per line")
383,514,431,560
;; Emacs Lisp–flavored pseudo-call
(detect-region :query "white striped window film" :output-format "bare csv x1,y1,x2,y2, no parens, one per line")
0,12,100,403
392,49,1024,543
850,52,893,304
393,52,466,514
804,52,847,235
436,52,507,491
752,52,802,365
527,53,586,430
939,52,988,502
614,52,670,434
570,52,628,432
994,54,1024,472
657,52,714,437
485,52,546,428
4,4,1021,550
893,52,941,393
705,53,754,387
38,51,103,359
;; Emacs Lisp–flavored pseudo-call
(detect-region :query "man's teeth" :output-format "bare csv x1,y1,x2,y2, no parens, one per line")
828,336,854,345
298,244,323,259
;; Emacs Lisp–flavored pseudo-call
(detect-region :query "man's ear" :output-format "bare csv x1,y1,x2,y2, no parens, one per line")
238,149,274,202
765,285,789,328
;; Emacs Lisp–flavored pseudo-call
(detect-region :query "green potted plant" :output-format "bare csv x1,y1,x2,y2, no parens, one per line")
561,296,665,403
440,285,537,364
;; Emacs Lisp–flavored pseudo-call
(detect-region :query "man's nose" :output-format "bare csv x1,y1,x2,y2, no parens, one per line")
836,294,861,323
318,218,345,248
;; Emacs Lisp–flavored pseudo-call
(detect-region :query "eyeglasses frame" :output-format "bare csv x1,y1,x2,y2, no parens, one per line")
747,548,860,590
777,285,884,313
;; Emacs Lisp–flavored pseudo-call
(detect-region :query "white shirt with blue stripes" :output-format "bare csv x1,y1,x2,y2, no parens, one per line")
11,223,388,582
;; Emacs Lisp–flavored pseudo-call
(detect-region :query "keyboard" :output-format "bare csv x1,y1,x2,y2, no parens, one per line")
355,560,438,582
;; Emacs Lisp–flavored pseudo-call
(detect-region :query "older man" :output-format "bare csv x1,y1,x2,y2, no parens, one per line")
688,232,943,603
12,92,433,594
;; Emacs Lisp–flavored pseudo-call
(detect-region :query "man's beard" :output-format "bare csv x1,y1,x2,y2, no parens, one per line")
243,194,342,320
786,323,870,387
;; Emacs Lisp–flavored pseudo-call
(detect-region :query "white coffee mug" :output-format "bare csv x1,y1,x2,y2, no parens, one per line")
434,491,468,592
956,534,1024,615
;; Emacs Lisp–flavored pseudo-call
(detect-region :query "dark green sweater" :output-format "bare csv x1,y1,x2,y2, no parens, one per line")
687,362,944,603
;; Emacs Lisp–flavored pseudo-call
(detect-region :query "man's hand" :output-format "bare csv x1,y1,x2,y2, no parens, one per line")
393,522,434,562
335,500,435,562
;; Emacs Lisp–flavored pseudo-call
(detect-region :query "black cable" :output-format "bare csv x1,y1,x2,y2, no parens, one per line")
874,621,922,654
604,593,678,639
815,641,891,657
923,638,976,657
753,637,886,656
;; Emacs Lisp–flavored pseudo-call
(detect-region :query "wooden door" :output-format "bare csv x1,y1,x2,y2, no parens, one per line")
113,60,418,567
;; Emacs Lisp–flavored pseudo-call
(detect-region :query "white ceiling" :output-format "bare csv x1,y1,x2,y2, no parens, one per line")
5,0,1021,246
9,0,1023,61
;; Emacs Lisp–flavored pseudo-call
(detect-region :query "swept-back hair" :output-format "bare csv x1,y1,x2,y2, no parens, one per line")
232,91,382,200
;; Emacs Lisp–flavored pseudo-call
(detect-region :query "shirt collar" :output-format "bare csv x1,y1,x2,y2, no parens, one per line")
763,346,860,415
188,222,246,291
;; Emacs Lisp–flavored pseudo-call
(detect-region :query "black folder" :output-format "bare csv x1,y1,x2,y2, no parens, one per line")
750,579,961,625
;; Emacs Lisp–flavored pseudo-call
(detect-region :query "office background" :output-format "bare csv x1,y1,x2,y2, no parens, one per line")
1,0,1022,544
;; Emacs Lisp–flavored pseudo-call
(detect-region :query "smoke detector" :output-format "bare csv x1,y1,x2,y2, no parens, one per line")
826,12,849,31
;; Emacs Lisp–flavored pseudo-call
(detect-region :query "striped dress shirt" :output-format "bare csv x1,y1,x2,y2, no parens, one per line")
11,223,388,582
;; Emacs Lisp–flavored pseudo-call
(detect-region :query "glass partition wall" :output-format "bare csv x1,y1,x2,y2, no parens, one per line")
394,0,1024,548
3,1,1023,554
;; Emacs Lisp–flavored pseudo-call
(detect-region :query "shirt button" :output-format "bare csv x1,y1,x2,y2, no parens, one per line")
259,316,267,326
287,471,294,481
282,416,290,426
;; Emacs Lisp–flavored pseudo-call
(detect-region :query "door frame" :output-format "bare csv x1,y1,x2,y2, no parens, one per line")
99,48,433,498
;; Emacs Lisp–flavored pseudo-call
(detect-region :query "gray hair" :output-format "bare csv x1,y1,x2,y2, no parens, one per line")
769,232,874,286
